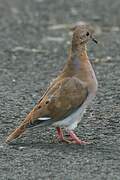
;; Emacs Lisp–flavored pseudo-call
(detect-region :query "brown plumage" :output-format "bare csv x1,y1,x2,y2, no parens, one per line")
6,25,98,144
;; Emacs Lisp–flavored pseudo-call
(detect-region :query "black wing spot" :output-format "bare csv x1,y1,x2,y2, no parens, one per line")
86,32,89,36
46,101,49,104
38,105,41,108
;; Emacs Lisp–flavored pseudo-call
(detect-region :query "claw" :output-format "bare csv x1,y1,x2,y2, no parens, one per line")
68,130,90,145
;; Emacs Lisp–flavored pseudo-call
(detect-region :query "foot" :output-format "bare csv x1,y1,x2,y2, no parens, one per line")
68,130,90,144
56,127,72,144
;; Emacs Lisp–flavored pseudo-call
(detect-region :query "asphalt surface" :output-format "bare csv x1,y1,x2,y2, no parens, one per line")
0,0,120,179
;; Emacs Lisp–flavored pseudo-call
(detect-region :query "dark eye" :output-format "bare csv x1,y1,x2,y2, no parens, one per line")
86,32,89,36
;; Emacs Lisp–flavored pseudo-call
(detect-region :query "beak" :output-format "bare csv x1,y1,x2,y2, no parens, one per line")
91,36,98,44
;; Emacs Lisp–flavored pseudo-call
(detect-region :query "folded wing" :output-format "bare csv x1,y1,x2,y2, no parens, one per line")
6,77,88,143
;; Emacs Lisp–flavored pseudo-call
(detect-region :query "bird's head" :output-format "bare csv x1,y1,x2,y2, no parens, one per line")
71,25,97,51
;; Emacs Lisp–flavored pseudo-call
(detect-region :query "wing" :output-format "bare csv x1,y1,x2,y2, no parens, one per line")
5,77,88,143
29,77,88,125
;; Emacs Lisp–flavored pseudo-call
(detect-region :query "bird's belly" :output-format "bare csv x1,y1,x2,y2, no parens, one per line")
53,93,95,130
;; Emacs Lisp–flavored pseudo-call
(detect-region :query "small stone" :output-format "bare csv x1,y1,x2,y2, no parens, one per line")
45,37,64,43
106,56,112,61
19,146,25,151
111,26,119,32
12,79,16,82
12,55,17,60
35,0,43,2
71,7,78,15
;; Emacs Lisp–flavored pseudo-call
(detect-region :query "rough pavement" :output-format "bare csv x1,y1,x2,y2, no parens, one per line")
0,0,120,179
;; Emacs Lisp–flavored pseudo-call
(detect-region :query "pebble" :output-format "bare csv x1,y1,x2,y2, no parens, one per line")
0,145,4,148
19,147,25,151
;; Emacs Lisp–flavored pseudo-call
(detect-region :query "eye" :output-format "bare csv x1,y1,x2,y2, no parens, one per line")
86,32,89,36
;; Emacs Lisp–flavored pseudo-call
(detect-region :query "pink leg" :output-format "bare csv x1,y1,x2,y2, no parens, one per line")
56,127,64,141
56,127,72,143
69,131,90,144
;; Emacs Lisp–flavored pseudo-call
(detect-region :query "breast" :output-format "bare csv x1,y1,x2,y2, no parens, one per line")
72,56,81,70
88,67,98,95
77,60,98,95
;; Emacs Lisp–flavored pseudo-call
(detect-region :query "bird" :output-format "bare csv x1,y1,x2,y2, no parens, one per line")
5,24,98,144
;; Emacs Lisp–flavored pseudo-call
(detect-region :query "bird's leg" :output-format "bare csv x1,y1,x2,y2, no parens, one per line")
56,128,90,144
56,127,64,140
68,130,90,144
56,127,72,143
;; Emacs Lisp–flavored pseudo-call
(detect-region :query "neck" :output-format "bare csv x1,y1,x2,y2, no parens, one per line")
61,43,90,77
61,42,97,93
72,41,86,52
70,43,89,63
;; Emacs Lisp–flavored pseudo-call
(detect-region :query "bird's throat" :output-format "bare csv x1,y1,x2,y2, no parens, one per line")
61,44,90,77
71,44,89,65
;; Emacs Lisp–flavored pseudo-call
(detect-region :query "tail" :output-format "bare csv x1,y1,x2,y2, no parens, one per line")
5,122,28,143
5,105,52,143
5,111,32,143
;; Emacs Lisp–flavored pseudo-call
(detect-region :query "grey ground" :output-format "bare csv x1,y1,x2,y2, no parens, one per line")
0,0,120,179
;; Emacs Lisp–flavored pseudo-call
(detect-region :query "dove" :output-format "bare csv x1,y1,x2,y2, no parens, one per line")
6,24,98,144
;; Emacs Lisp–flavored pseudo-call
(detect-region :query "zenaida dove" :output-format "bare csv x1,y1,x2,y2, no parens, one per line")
6,25,98,144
